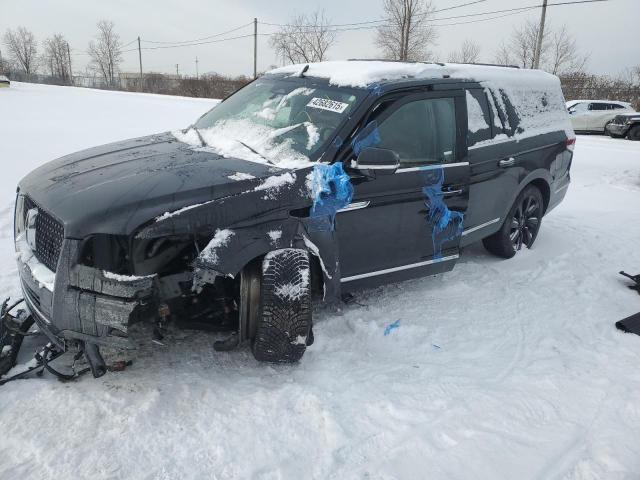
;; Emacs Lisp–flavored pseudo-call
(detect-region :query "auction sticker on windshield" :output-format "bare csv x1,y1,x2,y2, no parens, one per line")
307,98,350,113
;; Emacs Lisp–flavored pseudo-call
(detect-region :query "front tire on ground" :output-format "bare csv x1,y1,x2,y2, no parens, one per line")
252,249,312,363
627,126,640,141
483,185,544,259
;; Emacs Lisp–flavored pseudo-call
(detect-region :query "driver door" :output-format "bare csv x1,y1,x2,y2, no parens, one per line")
335,91,470,289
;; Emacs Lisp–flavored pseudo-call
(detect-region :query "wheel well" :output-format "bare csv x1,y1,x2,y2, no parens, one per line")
529,179,550,214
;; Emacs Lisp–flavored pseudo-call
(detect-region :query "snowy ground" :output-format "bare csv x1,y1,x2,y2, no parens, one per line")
1,82,640,480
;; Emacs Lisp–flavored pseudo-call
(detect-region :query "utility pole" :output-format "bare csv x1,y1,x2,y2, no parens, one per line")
176,64,179,77
533,0,548,69
66,42,73,85
253,18,258,79
138,36,143,91
195,57,199,79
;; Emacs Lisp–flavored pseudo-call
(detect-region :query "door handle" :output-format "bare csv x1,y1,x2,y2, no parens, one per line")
499,157,516,168
438,188,463,196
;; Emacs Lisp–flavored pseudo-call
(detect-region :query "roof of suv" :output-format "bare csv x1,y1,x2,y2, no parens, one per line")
566,99,633,108
266,60,557,89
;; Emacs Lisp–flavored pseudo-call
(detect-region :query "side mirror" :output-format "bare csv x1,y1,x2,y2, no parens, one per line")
356,147,400,174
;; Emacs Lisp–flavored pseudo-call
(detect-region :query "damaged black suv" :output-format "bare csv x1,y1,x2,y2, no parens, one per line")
14,61,574,373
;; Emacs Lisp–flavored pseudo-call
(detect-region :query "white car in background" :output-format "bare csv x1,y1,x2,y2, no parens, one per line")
566,100,636,133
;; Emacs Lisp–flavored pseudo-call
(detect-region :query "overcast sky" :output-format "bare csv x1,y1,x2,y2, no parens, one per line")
1,0,637,78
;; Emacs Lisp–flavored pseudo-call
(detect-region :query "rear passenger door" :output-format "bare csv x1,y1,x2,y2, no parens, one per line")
336,91,469,288
462,88,519,244
587,102,612,130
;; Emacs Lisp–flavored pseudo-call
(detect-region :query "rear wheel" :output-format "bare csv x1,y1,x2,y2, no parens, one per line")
628,125,640,141
252,249,312,363
483,186,544,259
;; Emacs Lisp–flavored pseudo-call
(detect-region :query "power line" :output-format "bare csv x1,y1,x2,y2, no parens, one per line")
138,34,254,51
259,0,608,29
259,0,490,28
142,22,253,45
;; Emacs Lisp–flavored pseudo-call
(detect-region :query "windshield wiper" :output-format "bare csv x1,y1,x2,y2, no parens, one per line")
234,140,276,166
189,126,207,147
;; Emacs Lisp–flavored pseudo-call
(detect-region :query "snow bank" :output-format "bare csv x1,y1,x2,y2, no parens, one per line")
4,84,640,480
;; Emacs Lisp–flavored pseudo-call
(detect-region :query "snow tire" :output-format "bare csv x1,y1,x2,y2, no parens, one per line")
252,249,312,363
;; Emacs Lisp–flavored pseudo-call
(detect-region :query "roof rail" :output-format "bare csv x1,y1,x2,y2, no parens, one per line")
347,59,520,69
447,62,520,69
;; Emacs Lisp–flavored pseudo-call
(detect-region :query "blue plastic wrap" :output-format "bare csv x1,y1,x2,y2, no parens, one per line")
351,121,381,156
308,162,354,231
421,167,465,258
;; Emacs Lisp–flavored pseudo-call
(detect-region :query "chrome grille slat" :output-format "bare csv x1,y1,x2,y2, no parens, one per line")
23,196,64,272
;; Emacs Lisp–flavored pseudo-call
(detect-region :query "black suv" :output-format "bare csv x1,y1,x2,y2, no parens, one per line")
15,61,574,371
605,113,640,140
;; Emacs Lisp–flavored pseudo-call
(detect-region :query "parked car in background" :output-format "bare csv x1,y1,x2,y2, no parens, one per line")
566,100,636,133
0,75,10,87
605,112,640,140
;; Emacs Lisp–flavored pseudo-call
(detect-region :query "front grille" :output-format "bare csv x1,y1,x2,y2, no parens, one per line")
23,197,64,272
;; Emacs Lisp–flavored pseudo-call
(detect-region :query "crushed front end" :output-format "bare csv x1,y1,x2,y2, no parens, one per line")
14,194,154,374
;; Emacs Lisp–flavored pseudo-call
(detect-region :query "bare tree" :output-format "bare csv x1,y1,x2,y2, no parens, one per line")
376,0,438,61
44,33,71,82
3,27,39,76
270,10,336,64
494,20,588,74
447,39,481,64
548,25,589,75
87,20,122,86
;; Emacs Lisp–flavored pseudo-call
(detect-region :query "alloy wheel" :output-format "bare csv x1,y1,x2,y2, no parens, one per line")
509,194,541,251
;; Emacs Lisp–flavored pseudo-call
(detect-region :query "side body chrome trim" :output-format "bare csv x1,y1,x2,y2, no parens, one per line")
461,217,501,236
337,201,371,213
340,254,459,283
396,162,469,173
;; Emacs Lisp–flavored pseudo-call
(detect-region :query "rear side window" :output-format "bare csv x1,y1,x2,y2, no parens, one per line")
376,97,457,166
611,104,625,109
466,89,492,146
590,103,609,111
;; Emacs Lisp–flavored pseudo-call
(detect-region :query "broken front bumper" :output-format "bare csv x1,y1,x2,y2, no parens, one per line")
18,238,153,350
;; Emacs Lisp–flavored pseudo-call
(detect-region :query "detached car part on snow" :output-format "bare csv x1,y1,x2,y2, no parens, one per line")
10,61,574,374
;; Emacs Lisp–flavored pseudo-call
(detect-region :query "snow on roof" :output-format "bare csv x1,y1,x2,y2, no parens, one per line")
566,99,633,106
269,60,572,140
267,60,558,89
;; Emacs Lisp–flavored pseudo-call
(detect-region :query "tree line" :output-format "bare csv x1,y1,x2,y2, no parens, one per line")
1,0,639,108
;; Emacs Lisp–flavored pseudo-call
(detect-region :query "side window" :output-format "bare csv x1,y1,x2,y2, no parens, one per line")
590,103,608,111
466,89,492,146
376,97,457,166
571,102,588,113
611,104,624,109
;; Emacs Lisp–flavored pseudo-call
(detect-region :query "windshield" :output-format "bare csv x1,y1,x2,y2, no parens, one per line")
186,77,366,168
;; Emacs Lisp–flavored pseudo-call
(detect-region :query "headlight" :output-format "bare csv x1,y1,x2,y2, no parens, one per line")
14,195,25,243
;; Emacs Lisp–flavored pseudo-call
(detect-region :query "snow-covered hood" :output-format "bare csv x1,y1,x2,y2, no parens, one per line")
18,133,292,238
